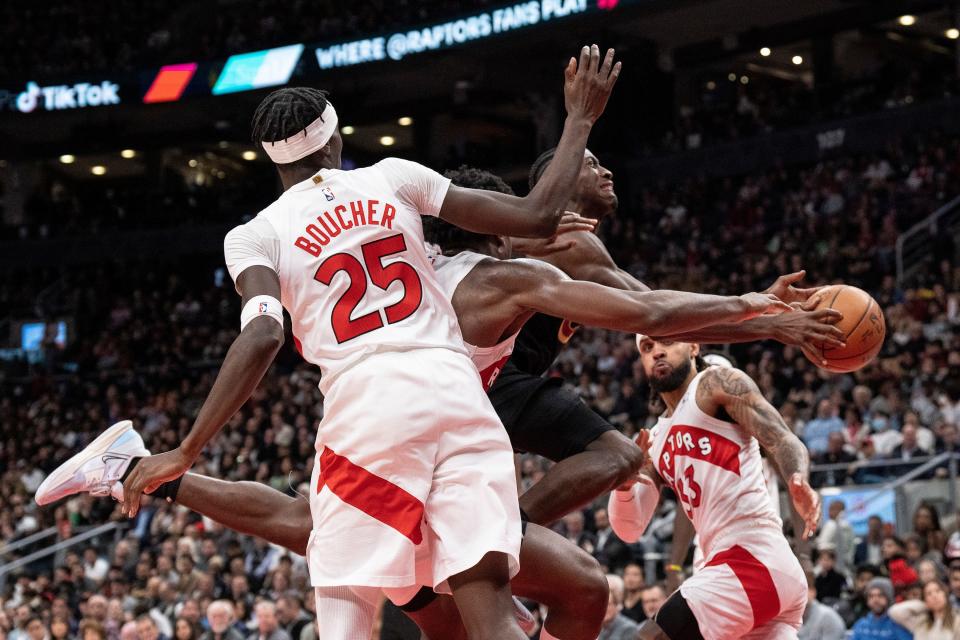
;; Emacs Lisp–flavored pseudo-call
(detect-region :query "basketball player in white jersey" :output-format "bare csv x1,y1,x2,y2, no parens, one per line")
98,45,628,640
608,337,821,640
37,161,792,640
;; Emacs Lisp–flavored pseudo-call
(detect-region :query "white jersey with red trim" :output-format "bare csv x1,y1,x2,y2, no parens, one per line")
649,369,782,557
224,158,466,394
430,250,520,391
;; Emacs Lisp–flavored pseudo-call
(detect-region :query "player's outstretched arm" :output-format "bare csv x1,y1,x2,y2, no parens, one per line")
697,367,821,539
121,265,283,517
439,45,620,238
500,259,789,337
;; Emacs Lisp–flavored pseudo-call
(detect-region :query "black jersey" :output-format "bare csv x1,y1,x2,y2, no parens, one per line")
507,313,580,376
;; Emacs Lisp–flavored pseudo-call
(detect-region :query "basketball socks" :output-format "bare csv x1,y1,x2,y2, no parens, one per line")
119,458,183,502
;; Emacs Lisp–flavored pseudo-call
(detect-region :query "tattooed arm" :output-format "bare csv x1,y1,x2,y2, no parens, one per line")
696,367,822,539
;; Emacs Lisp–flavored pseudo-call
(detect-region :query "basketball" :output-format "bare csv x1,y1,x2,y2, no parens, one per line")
802,284,886,373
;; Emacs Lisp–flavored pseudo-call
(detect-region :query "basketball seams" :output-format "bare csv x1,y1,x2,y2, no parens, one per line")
823,293,876,358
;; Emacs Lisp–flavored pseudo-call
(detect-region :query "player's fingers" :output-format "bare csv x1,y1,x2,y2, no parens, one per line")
564,57,576,83
781,270,806,285
820,332,846,350
599,47,614,77
814,308,843,323
589,44,600,72
578,46,590,74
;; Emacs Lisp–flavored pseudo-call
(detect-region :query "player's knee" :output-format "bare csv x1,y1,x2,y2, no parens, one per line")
568,548,608,619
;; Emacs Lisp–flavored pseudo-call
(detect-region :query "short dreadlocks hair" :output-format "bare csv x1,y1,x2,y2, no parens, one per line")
528,147,557,191
250,87,331,165
422,166,514,254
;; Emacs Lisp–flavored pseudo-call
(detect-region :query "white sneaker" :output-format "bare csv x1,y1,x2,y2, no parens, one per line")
34,420,150,506
512,596,537,635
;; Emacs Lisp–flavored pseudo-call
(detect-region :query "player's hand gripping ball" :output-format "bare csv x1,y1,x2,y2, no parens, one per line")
802,284,885,373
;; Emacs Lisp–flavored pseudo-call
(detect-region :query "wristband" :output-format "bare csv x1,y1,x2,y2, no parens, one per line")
665,564,683,573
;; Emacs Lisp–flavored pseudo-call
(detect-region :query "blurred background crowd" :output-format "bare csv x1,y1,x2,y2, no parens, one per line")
4,0,960,638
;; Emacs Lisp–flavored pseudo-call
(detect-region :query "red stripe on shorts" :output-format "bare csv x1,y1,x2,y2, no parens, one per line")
318,447,424,544
705,545,780,629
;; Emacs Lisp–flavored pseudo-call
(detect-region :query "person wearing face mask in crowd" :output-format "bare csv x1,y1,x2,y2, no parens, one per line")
889,579,960,639
870,412,901,458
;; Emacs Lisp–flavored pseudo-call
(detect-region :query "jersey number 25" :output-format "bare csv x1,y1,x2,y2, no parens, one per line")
314,233,423,343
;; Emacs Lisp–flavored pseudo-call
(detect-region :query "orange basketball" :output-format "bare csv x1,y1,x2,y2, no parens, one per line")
802,284,886,373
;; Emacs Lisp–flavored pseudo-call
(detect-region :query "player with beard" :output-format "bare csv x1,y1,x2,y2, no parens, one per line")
608,336,820,640
491,149,843,526
37,167,792,640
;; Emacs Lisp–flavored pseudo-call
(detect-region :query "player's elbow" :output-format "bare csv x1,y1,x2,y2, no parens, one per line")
245,319,285,354
525,204,561,238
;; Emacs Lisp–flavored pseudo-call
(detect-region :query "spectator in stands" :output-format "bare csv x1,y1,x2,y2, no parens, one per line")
811,432,857,488
174,618,201,640
78,620,106,640
799,568,847,640
640,585,667,620
49,618,69,640
82,548,110,585
803,399,844,455
849,577,912,640
592,507,632,572
844,565,882,626
247,602,288,640
620,562,646,623
889,423,932,474
914,503,948,556
855,516,886,566
598,575,640,640
274,595,310,640
202,601,243,640
814,549,849,601
24,616,48,640
818,500,856,573
136,615,167,640
949,565,960,609
870,412,902,459
889,579,960,639
561,510,597,555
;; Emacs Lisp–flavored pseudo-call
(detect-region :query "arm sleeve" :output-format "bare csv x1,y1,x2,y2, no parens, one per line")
607,476,660,543
887,601,926,631
379,157,451,217
224,217,281,291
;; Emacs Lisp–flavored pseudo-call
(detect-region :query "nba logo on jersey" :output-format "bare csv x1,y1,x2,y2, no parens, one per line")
259,302,269,313
321,187,335,201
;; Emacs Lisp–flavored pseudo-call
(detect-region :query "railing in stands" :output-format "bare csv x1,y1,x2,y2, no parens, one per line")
0,522,126,590
0,525,59,558
896,194,960,287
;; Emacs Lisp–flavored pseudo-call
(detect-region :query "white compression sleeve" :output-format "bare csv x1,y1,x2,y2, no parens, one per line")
607,475,660,543
314,586,379,640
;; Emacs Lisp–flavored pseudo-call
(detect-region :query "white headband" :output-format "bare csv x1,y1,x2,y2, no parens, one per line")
262,103,338,164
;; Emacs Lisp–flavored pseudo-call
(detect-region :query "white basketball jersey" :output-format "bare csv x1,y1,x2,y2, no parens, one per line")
224,158,466,393
649,369,781,556
431,250,519,390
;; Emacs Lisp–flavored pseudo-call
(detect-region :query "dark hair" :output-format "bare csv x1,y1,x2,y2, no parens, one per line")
250,87,331,165
913,502,942,532
422,166,514,254
528,147,556,191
